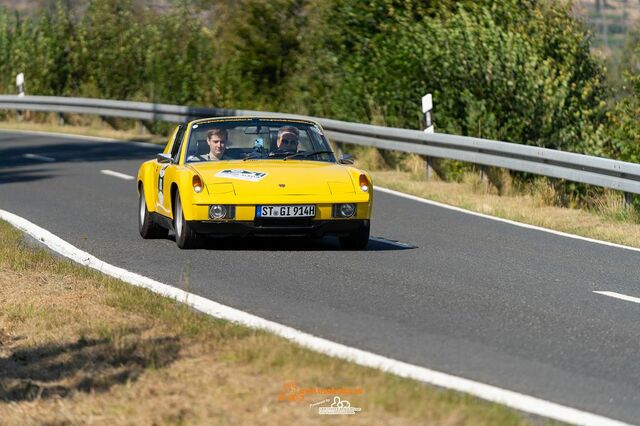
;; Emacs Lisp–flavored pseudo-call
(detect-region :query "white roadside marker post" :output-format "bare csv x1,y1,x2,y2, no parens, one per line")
422,93,434,180
16,73,25,120
16,73,24,97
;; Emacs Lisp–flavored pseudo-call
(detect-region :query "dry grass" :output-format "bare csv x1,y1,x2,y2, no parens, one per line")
0,221,535,425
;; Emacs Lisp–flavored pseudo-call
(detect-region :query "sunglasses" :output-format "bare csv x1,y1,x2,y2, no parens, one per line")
281,138,298,146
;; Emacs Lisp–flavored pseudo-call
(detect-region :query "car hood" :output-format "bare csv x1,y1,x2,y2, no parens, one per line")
189,160,356,196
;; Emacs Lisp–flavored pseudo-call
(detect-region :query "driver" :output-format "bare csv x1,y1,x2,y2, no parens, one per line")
276,126,299,152
203,128,229,161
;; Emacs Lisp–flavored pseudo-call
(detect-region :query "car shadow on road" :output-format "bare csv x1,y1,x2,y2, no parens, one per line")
0,168,54,185
0,329,180,402
191,235,417,252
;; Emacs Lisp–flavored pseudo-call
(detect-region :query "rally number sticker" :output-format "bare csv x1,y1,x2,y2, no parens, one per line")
157,164,169,205
216,169,267,182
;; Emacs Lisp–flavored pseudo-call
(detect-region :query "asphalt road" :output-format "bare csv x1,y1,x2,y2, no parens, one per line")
1,130,639,424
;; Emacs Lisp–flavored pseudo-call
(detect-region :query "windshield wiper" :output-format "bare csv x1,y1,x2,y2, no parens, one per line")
268,150,295,158
283,150,334,161
243,151,264,161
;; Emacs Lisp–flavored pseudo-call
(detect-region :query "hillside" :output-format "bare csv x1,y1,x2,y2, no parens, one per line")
573,0,640,52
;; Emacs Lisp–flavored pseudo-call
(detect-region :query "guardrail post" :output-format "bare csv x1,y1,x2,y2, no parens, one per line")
425,156,433,180
136,120,148,135
420,155,446,181
424,157,433,180
141,120,156,134
334,141,343,158
624,191,634,207
100,115,117,130
480,165,488,183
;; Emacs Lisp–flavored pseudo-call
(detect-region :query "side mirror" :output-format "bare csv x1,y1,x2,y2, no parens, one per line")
157,153,173,164
338,154,354,164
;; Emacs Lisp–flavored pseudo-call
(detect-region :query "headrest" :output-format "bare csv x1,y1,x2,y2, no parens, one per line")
197,139,209,155
269,130,279,150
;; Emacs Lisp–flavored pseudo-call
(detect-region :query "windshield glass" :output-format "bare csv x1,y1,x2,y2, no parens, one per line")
185,119,335,163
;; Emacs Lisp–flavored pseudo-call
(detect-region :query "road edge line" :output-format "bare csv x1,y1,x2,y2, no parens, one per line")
593,291,640,304
0,208,630,426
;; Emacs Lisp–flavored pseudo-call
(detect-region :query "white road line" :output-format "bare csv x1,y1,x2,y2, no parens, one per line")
375,187,640,255
100,169,134,180
593,291,640,305
22,153,56,162
0,208,631,426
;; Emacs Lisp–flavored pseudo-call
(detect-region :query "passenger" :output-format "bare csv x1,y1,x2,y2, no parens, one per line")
203,128,229,161
276,126,299,152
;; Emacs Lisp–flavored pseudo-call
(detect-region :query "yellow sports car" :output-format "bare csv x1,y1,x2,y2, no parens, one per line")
137,117,373,249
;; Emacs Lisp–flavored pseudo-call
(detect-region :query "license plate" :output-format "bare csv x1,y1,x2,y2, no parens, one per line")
256,205,316,218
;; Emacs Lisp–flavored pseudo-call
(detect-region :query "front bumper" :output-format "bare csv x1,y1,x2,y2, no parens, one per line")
189,218,368,237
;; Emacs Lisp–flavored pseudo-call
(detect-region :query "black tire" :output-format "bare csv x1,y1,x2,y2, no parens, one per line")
139,186,168,239
339,222,370,250
174,191,201,249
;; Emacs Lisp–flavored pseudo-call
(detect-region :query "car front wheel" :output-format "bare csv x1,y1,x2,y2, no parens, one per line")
339,221,370,250
139,186,168,239
174,191,201,249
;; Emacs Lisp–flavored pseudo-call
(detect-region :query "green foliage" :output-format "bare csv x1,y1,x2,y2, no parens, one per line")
0,0,613,161
294,0,608,156
0,4,74,96
140,4,219,106
0,9,13,93
0,1,222,107
607,78,640,163
72,0,148,99
214,0,306,109
607,21,640,165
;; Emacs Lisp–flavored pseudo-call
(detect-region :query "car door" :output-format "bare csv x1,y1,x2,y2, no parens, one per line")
154,124,186,216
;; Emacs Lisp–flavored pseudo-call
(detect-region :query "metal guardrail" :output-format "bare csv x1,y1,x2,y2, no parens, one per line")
2,95,640,194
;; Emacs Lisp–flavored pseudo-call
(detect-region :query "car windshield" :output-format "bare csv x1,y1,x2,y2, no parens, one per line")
185,119,336,163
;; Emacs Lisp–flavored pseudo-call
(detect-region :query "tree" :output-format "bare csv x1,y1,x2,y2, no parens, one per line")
212,0,308,110
293,0,608,156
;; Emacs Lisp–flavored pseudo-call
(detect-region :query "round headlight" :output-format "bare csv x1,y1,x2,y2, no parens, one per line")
210,205,227,219
340,203,356,218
